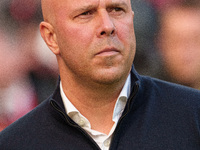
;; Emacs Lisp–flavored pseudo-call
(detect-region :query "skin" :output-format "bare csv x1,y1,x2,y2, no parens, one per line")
40,0,136,134
158,7,200,89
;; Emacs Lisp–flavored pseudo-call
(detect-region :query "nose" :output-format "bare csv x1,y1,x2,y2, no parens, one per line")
97,11,116,37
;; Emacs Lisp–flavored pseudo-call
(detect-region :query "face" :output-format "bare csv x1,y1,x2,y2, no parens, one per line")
159,8,200,87
41,0,136,86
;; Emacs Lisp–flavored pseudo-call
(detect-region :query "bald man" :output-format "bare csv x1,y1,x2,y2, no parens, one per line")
1,0,200,149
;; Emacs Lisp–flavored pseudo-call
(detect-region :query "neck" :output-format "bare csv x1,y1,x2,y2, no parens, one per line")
60,73,127,134
60,72,126,107
190,82,200,90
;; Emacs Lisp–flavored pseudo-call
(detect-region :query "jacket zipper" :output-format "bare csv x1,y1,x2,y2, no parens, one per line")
50,100,101,150
109,83,139,150
50,82,139,150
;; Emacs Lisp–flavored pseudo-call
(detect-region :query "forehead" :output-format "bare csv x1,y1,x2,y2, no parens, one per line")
50,0,131,20
55,0,131,9
45,0,132,24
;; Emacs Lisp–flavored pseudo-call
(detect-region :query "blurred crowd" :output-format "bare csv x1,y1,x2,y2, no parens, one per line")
133,0,200,90
0,0,58,130
0,0,200,131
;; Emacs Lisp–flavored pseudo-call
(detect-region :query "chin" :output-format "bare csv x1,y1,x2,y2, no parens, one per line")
93,69,129,85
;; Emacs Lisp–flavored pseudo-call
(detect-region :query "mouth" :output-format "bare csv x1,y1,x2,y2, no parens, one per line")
95,47,120,56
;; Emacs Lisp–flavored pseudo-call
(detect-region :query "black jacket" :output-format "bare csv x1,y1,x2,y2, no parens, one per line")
1,67,200,150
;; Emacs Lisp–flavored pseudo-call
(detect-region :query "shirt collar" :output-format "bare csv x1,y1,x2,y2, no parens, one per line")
112,74,131,123
60,82,79,118
60,73,131,124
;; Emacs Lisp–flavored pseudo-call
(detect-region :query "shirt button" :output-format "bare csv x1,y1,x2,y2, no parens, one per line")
78,118,85,127
104,140,111,147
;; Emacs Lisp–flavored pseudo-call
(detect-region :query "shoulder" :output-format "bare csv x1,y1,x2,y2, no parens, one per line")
0,97,54,148
137,75,200,108
140,75,200,95
0,80,67,149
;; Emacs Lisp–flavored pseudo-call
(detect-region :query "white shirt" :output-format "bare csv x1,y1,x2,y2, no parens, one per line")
60,74,131,150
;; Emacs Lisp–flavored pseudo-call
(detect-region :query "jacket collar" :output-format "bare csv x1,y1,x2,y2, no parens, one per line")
50,65,140,113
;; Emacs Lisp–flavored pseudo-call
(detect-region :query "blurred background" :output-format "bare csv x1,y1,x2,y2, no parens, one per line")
0,0,200,131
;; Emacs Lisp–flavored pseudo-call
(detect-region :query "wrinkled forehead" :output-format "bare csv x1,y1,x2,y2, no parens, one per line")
41,0,132,12
41,0,132,22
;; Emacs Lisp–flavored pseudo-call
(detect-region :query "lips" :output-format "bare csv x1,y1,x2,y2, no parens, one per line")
95,47,120,56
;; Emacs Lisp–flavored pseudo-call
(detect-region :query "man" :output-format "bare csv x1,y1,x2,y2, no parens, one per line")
0,0,200,149
157,0,200,89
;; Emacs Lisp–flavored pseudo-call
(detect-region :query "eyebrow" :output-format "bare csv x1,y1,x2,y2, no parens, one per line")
71,1,129,17
106,1,129,10
72,4,98,15
79,5,97,12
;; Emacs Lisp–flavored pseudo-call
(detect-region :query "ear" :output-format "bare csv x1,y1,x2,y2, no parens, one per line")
40,21,60,55
132,11,134,18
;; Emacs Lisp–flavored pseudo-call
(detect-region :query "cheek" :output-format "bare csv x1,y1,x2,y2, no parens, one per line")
58,24,92,54
57,26,96,69
118,21,136,60
118,19,135,45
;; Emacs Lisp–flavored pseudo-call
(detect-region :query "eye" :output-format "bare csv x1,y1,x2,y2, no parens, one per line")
108,7,125,15
74,10,96,21
80,11,92,16
113,7,124,12
77,9,96,18
73,9,96,23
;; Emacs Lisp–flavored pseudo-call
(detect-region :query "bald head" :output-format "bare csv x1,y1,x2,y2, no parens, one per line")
41,0,133,23
41,0,56,23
